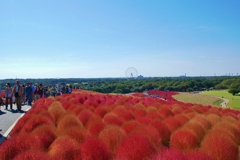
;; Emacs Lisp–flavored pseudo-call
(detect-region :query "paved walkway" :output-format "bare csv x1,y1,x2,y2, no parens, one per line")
0,104,31,144
220,98,229,108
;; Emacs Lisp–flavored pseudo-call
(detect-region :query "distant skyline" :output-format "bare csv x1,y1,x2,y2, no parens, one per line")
0,0,239,79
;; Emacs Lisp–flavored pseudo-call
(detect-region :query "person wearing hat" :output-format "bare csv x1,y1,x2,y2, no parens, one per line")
5,83,13,110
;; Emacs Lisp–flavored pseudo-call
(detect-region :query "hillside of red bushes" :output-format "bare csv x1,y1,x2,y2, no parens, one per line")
1,89,240,160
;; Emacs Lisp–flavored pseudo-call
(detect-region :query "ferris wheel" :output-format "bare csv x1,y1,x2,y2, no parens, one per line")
125,67,138,79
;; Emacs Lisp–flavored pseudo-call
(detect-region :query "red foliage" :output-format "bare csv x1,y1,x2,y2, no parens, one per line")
201,132,239,160
0,133,43,159
103,113,123,126
164,117,182,132
114,134,156,160
85,116,105,136
57,114,83,134
150,120,171,146
129,125,161,148
80,137,111,160
77,109,94,126
13,150,50,160
20,114,55,134
99,125,127,153
31,124,57,149
4,90,240,159
48,136,81,159
158,107,174,119
122,120,140,134
170,129,199,150
193,114,212,131
206,114,221,126
184,150,213,160
94,106,109,118
59,126,87,144
48,101,66,123
213,121,240,144
183,120,205,142
174,114,189,125
153,148,187,160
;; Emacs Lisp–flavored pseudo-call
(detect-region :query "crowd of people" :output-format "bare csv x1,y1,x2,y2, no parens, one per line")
0,80,73,112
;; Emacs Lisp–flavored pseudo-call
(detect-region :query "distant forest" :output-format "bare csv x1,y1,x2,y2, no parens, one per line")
0,76,240,95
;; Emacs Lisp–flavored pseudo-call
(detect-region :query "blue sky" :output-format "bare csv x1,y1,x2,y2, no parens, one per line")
0,0,240,79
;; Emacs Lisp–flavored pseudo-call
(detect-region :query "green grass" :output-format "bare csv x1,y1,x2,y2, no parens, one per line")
201,90,240,110
214,99,224,106
173,93,222,107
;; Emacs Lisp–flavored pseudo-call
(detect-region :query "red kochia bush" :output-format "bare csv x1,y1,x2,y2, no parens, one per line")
114,134,156,160
0,133,42,159
12,150,49,160
129,125,161,148
48,136,81,160
20,114,55,134
164,117,182,132
57,114,83,134
206,114,221,126
80,137,111,160
59,126,87,144
150,120,171,146
86,116,105,136
170,129,199,150
94,106,109,118
184,150,213,160
103,113,123,126
201,132,239,160
77,109,94,126
48,101,66,123
99,125,127,153
31,124,57,149
183,120,205,142
122,120,140,134
158,107,174,119
193,114,212,131
153,148,187,160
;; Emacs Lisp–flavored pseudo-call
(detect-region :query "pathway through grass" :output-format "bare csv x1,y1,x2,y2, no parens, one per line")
173,92,223,107
201,90,240,110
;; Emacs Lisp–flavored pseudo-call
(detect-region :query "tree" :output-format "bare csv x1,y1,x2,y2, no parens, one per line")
228,88,240,95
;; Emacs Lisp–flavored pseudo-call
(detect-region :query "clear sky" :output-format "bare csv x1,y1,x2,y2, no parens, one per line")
0,0,239,79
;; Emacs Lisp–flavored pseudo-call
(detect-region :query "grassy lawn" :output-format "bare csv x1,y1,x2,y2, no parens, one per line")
201,90,240,110
173,92,223,107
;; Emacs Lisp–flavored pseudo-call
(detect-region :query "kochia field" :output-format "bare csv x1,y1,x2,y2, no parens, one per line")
1,90,240,160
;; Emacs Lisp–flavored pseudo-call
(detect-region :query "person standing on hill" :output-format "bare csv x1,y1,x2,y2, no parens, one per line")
25,83,33,106
5,83,13,110
39,84,44,98
34,85,41,100
50,85,57,97
43,86,50,98
13,80,24,111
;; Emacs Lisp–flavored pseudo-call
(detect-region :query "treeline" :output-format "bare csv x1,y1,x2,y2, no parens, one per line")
1,76,239,94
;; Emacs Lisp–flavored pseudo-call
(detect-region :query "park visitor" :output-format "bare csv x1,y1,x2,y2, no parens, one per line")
43,86,50,98
13,80,23,111
34,85,42,100
26,83,33,106
50,85,57,97
5,83,13,110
